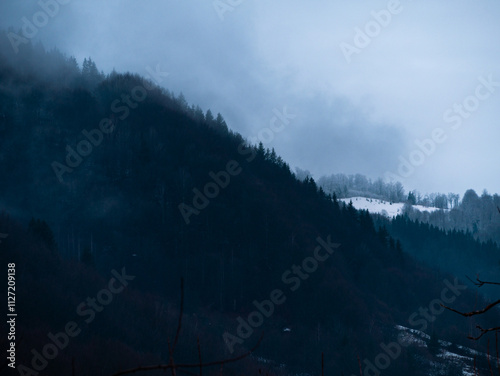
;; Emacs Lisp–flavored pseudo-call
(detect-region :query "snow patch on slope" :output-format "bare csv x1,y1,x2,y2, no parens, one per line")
396,325,496,376
339,197,444,218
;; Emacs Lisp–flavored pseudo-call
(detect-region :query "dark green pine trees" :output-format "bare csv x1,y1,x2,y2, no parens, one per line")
81,57,104,89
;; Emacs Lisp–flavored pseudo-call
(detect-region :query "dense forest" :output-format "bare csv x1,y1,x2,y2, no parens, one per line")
0,31,499,375
315,171,500,244
402,189,500,245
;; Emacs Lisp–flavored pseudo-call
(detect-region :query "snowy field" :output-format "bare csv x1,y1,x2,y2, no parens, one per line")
339,197,444,218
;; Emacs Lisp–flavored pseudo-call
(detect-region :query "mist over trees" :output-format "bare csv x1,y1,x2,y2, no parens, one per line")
1,31,499,375
311,171,407,203
311,170,458,208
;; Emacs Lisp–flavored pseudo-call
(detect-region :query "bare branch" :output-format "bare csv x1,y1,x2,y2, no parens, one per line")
442,299,500,318
168,339,176,376
466,276,500,288
467,326,500,341
111,334,264,376
113,278,263,376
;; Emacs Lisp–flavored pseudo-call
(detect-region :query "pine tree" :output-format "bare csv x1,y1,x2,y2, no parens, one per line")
407,191,416,205
205,109,215,125
389,237,395,250
256,142,265,160
268,148,277,164
378,226,389,247
215,112,228,133
192,105,205,123
396,239,403,253
81,57,103,89
177,92,188,111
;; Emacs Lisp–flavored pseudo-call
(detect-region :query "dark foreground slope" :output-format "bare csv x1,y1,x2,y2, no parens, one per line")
0,33,497,375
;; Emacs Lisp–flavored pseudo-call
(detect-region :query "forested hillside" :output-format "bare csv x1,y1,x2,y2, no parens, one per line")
317,172,500,245
0,32,498,375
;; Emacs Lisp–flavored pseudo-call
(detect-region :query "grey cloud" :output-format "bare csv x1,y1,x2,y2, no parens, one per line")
2,0,500,194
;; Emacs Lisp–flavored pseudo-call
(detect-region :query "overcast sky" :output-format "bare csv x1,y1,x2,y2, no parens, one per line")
2,0,500,196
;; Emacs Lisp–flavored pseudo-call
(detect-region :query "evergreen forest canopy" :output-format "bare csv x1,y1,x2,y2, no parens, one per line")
0,31,499,375
309,171,500,244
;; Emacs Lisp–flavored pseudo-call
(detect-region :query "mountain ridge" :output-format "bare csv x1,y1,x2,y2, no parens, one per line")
0,34,498,375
